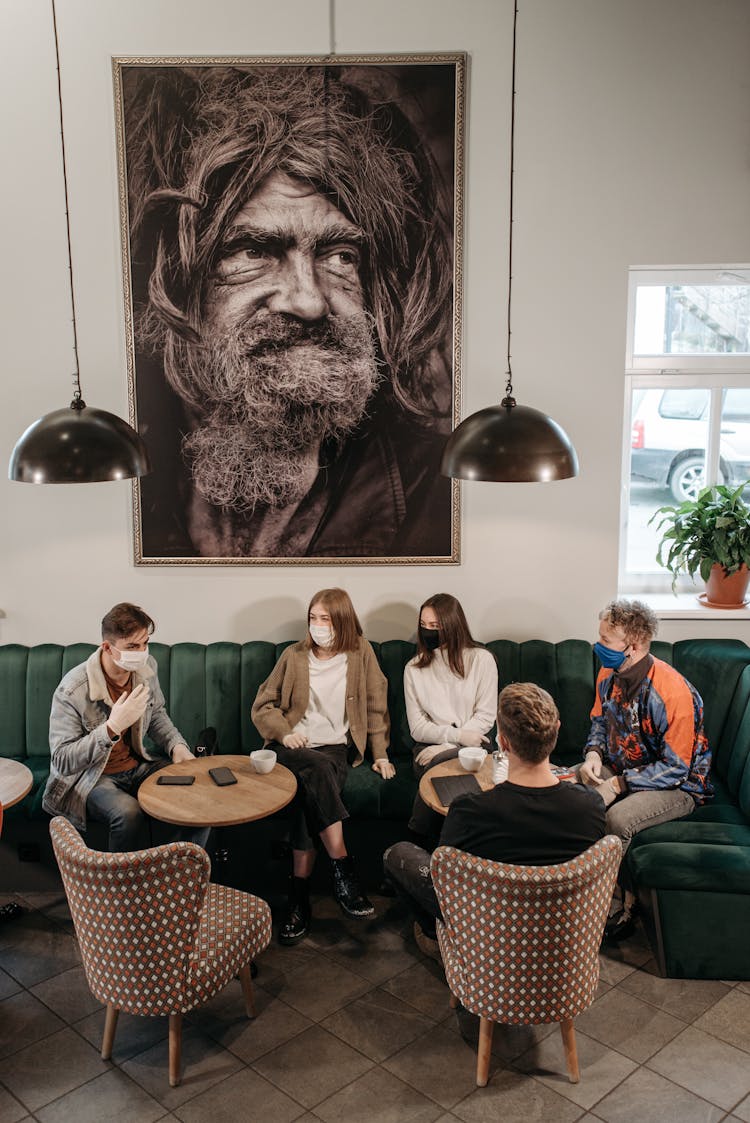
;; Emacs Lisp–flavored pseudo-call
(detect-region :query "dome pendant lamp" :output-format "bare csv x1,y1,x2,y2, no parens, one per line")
8,0,150,485
441,1,578,483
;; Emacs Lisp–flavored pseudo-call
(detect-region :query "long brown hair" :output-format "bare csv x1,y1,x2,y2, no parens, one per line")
306,588,363,655
414,593,479,678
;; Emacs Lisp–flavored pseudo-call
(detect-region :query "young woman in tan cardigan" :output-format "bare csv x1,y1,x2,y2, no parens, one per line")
252,588,395,945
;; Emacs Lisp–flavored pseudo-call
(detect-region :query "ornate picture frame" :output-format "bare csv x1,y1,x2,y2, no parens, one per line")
113,55,464,564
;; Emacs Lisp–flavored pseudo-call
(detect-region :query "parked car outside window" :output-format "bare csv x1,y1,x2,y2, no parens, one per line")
630,388,750,503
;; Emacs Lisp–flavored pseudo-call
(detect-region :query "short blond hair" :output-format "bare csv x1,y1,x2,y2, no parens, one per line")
599,599,658,646
497,682,559,764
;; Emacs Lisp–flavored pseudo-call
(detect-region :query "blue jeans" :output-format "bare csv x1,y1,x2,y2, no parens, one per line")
86,760,210,853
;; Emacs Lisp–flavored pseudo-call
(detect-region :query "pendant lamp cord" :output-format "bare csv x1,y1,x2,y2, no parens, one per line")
51,0,85,410
503,1,519,409
328,0,336,55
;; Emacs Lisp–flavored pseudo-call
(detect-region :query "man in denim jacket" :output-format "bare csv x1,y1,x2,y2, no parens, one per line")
43,602,208,852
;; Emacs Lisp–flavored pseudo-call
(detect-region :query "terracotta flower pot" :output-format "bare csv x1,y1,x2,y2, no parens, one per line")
703,563,750,608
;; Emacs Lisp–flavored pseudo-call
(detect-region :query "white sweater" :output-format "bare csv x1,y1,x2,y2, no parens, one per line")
403,646,498,746
292,652,349,747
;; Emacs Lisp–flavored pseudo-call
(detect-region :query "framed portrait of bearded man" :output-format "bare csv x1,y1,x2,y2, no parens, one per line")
113,56,464,564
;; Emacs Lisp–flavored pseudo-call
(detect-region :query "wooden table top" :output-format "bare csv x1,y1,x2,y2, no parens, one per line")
0,759,34,811
137,755,297,828
419,754,496,816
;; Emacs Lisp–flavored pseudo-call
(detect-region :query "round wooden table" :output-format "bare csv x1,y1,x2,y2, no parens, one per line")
138,755,297,828
0,759,34,812
419,754,496,816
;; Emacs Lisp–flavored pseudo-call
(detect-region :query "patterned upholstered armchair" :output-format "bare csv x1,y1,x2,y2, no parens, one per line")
50,816,272,1086
431,835,622,1087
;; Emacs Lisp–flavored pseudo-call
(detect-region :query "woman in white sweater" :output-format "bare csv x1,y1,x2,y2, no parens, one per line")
405,593,498,839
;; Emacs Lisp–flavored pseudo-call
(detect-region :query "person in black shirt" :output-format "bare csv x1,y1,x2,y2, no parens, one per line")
383,682,606,955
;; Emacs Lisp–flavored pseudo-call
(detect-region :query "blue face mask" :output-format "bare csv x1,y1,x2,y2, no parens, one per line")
593,641,628,670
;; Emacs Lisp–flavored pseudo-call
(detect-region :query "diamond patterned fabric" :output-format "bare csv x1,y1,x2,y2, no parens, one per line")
432,835,621,1025
50,816,271,1017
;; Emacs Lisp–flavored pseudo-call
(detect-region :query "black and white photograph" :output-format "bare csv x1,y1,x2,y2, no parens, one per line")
114,56,464,564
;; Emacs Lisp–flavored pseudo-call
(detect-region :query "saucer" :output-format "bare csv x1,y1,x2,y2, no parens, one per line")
697,593,750,610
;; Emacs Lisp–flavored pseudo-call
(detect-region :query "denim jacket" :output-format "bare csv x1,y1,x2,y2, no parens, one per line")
43,649,187,831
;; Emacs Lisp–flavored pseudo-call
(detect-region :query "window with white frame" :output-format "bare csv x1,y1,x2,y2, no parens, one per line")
619,266,750,594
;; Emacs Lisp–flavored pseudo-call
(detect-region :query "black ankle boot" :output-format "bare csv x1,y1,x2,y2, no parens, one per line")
279,876,311,946
331,856,374,919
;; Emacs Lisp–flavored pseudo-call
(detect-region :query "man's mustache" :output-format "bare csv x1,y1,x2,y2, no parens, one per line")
209,313,361,356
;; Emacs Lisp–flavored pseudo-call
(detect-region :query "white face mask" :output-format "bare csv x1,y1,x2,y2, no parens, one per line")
309,625,334,648
112,645,150,671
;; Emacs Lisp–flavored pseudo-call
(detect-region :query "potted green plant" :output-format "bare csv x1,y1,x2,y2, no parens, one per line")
650,481,750,606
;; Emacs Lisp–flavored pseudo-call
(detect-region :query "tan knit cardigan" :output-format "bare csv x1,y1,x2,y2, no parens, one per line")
251,637,390,764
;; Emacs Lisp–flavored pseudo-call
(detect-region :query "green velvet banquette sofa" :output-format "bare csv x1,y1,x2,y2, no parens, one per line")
2,635,749,979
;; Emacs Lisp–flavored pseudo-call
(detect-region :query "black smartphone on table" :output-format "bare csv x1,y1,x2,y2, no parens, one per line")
157,774,195,786
209,766,238,786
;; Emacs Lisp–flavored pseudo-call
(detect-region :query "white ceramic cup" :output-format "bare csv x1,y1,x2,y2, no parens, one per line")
250,748,277,774
458,747,487,772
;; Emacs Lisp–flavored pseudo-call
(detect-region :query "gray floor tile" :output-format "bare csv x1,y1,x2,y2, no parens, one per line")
593,1066,724,1123
619,965,731,1022
321,988,435,1062
382,962,452,1022
575,988,684,1062
598,928,652,971
34,1068,165,1123
736,981,750,996
0,917,80,986
324,940,422,985
514,1027,637,1111
314,1064,444,1123
31,966,102,1022
173,1066,304,1122
187,982,312,1063
693,990,750,1053
257,940,321,975
732,1093,750,1122
0,904,33,952
0,1026,108,1112
0,991,65,1059
451,1065,584,1123
598,953,638,988
268,956,373,1021
0,1085,28,1123
75,1006,169,1062
446,1005,557,1063
120,1024,244,1110
382,1024,487,1110
647,1026,750,1111
17,892,73,928
253,1023,372,1109
0,968,21,1001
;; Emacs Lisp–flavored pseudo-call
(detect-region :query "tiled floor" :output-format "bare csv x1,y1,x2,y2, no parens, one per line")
1,886,749,1123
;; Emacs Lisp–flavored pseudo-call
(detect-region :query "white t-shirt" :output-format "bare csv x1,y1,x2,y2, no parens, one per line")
292,651,350,747
404,646,498,746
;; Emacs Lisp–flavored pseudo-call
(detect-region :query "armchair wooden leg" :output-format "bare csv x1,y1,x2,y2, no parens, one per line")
101,1003,119,1060
169,1013,183,1087
477,1017,494,1086
238,963,256,1018
449,991,459,1009
560,1017,580,1083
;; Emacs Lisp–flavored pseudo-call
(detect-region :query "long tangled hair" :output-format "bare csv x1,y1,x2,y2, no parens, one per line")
123,64,454,422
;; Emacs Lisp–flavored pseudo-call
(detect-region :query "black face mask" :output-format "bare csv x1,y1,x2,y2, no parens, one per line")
419,626,441,651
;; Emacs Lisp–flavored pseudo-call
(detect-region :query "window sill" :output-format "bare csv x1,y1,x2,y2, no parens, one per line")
630,592,750,620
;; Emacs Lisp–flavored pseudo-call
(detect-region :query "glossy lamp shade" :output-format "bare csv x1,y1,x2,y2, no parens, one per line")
440,400,579,482
8,402,151,484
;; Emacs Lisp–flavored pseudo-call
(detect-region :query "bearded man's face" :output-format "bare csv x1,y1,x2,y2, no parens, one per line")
163,171,381,512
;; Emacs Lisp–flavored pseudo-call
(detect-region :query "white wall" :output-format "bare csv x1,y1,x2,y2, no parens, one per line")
2,0,750,647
